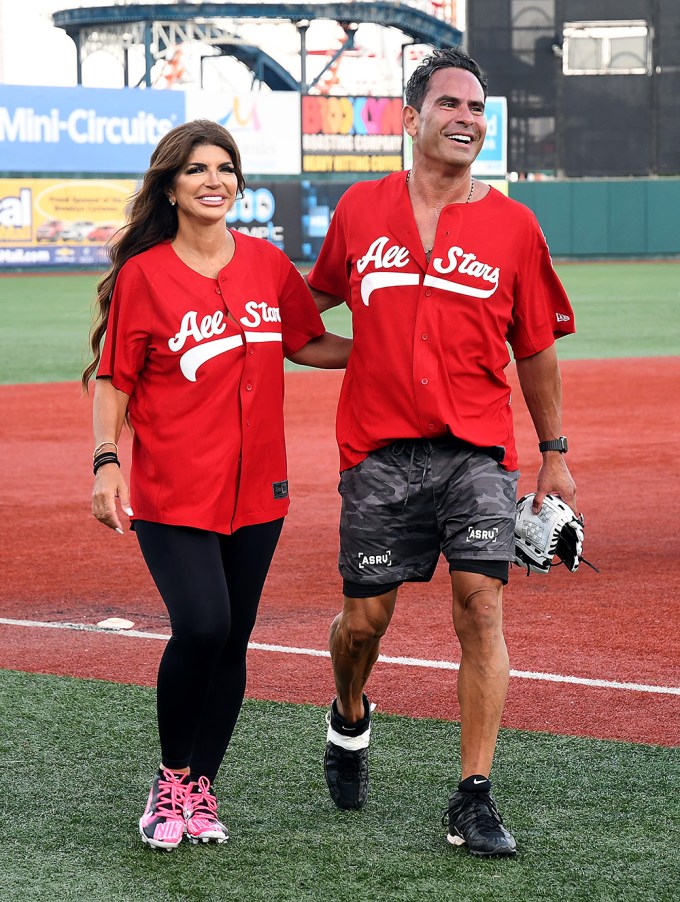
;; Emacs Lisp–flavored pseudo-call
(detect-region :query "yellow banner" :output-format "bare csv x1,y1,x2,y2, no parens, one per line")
0,178,137,267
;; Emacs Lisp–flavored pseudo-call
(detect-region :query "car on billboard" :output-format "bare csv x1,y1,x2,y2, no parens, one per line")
86,223,120,243
60,220,96,242
36,219,67,241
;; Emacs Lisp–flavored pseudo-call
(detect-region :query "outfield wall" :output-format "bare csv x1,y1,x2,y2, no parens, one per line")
509,179,680,259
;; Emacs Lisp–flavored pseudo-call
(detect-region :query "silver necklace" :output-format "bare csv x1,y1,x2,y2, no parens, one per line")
406,169,475,204
406,171,475,203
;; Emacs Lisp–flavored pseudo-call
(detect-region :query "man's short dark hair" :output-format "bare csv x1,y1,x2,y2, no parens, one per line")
405,47,488,111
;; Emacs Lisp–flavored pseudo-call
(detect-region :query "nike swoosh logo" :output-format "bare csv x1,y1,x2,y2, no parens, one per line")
361,271,421,306
472,778,487,785
423,274,498,299
179,332,283,382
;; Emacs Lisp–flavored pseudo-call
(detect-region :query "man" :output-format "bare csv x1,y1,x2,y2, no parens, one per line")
306,47,578,857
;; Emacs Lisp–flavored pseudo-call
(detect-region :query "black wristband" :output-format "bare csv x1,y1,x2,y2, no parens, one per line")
538,436,568,453
93,453,121,475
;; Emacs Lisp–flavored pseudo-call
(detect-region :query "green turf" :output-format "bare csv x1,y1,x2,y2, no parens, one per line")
1,262,678,384
0,274,96,385
1,668,677,902
553,262,680,361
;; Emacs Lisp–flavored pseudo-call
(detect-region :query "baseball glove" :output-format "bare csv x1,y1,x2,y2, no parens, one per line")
514,493,596,574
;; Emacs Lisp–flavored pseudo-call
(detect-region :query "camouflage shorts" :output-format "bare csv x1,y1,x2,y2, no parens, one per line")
338,438,519,588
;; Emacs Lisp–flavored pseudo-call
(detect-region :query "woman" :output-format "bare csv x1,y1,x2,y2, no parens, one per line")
83,120,350,851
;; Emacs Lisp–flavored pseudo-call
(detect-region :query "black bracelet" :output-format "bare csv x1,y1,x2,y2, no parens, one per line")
93,452,119,464
93,453,121,475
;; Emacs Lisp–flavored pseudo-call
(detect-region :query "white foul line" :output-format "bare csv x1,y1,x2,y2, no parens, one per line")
1,616,679,697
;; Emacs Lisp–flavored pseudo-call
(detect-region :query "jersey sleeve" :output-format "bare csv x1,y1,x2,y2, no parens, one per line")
278,257,326,357
97,259,154,395
306,191,353,303
507,216,576,359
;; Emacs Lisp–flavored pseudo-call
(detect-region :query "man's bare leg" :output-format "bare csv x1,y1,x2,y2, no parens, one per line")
324,589,398,810
444,570,516,856
329,589,398,722
450,571,509,780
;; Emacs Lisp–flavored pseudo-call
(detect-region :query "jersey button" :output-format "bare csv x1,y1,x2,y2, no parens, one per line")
246,383,253,391
215,287,221,294
421,378,429,385
421,333,429,341
425,289,432,297
428,423,436,430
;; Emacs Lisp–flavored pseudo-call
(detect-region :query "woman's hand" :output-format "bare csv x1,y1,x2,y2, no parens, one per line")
92,463,133,534
91,378,131,532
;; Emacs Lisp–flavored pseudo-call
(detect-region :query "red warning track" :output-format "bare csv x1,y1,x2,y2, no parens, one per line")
1,358,679,746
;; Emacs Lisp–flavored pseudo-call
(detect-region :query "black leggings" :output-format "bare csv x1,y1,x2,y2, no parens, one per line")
135,518,284,782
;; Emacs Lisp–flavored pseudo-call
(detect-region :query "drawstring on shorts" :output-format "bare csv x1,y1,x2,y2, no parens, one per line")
393,440,432,509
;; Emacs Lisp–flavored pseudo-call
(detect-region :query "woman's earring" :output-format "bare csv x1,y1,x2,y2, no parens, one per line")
168,197,176,206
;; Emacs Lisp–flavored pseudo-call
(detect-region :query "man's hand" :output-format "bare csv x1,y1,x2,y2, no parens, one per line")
534,454,578,515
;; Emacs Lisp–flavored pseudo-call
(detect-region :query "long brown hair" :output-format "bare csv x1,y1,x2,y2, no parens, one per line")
81,119,246,389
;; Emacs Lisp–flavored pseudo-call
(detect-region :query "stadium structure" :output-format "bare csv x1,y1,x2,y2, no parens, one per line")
51,1,679,177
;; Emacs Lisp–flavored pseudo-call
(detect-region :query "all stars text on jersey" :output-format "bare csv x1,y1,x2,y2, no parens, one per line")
167,306,283,383
356,235,500,286
168,304,282,353
355,235,501,305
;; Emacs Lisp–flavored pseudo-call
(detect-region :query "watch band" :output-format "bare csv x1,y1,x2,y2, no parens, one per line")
539,437,568,453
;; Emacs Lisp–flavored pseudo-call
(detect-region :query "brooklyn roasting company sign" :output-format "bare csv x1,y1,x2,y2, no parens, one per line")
302,95,403,173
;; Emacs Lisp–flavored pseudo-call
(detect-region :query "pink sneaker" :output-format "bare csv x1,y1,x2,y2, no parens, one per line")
139,769,189,851
184,776,229,844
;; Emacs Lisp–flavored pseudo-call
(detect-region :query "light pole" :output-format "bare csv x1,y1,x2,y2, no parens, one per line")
296,19,310,95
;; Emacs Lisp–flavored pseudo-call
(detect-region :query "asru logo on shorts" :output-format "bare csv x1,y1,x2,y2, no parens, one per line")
466,526,499,543
357,550,392,569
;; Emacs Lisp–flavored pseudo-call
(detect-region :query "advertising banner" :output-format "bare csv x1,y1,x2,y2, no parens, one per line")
299,180,353,260
473,97,508,177
0,177,304,267
302,96,403,174
0,178,136,268
0,85,183,174
185,90,301,176
226,183,302,260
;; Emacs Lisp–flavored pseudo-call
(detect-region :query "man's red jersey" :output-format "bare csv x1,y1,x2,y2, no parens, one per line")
308,174,575,472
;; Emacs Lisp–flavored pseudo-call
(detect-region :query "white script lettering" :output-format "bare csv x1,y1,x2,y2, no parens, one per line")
433,246,500,286
240,301,281,328
356,236,410,274
168,310,226,352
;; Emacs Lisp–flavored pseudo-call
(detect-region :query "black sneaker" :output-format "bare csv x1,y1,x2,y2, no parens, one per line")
323,695,371,810
444,789,517,856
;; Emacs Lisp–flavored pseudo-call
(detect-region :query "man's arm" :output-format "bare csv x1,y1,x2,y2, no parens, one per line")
516,344,578,515
287,332,352,368
303,274,345,314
